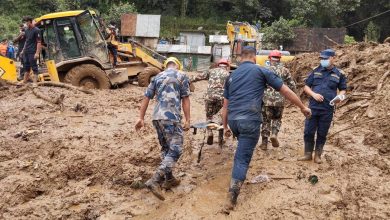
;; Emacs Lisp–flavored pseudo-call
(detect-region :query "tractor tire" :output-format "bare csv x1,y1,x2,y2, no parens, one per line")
64,64,111,90
138,66,161,87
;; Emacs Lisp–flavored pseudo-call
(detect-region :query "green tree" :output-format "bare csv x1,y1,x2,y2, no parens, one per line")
365,21,380,42
344,35,357,45
262,17,296,49
289,0,361,27
102,2,137,25
343,0,390,41
0,17,19,40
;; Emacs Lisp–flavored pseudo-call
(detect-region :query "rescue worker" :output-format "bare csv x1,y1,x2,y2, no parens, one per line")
13,24,26,80
222,46,311,212
0,39,7,56
6,42,15,59
105,21,118,67
190,58,230,144
298,49,347,163
135,57,191,200
259,50,296,150
20,16,41,83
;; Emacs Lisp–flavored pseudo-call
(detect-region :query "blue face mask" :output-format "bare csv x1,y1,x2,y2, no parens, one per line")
320,59,330,68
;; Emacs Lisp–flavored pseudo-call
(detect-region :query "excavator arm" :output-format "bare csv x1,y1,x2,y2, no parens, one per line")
115,40,165,70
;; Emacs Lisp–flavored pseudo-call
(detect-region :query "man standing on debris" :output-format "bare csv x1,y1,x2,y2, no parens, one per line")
105,21,118,67
190,58,230,144
20,16,41,83
135,57,191,200
259,50,296,150
222,46,311,212
298,49,347,163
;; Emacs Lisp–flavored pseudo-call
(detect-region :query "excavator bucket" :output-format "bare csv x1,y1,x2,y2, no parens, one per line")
0,56,17,81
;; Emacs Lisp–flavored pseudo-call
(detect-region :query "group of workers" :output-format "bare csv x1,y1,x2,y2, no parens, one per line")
0,39,15,59
135,46,347,212
7,13,347,213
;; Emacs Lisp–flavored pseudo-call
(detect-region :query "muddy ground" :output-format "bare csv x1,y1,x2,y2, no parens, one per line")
0,42,389,219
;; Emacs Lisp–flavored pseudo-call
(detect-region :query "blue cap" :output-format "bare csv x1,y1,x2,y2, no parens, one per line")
242,46,256,54
319,49,335,59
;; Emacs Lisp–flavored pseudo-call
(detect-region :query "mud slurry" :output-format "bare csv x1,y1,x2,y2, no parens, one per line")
0,42,389,219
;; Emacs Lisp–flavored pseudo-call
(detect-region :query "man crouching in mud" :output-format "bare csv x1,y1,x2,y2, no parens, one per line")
222,46,311,213
135,57,191,200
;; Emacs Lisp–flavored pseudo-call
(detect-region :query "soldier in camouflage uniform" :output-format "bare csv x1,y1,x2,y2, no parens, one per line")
190,58,230,144
135,57,191,200
260,50,296,150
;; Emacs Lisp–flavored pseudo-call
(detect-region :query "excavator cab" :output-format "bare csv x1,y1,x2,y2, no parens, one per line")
230,39,258,65
37,11,111,70
226,21,295,69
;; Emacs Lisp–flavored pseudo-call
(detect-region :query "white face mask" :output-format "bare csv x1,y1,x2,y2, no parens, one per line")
320,59,330,68
23,23,28,29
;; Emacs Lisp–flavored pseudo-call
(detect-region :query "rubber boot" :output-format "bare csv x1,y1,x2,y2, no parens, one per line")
314,151,322,164
206,129,213,145
161,171,181,190
314,145,323,164
222,179,243,214
297,152,312,161
297,142,314,161
145,172,165,200
259,137,268,150
270,134,280,148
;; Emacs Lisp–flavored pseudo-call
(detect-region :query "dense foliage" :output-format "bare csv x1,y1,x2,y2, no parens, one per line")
0,0,389,44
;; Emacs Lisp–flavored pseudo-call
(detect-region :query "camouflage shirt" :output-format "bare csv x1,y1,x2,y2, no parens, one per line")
263,63,296,107
145,68,190,122
191,67,230,101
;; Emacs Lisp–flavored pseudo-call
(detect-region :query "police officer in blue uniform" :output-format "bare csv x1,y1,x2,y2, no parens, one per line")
298,49,347,163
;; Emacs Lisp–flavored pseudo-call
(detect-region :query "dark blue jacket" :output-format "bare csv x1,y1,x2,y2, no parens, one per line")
305,65,347,111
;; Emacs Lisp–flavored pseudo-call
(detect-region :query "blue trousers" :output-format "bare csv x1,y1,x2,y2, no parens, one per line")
229,120,261,181
23,53,38,75
303,109,333,152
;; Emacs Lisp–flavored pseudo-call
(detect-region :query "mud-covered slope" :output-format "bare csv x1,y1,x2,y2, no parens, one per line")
0,41,389,220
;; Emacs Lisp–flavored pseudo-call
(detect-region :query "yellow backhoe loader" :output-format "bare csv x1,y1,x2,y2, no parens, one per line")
1,10,165,89
226,21,295,68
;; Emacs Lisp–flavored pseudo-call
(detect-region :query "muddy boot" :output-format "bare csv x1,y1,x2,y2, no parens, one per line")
270,134,280,148
297,141,314,161
145,172,165,200
314,151,322,164
161,171,180,190
297,152,312,161
162,177,181,190
206,129,213,145
222,179,243,214
314,144,324,164
259,137,268,150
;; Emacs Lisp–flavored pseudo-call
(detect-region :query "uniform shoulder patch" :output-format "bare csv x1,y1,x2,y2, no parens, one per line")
314,72,322,76
330,73,340,80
